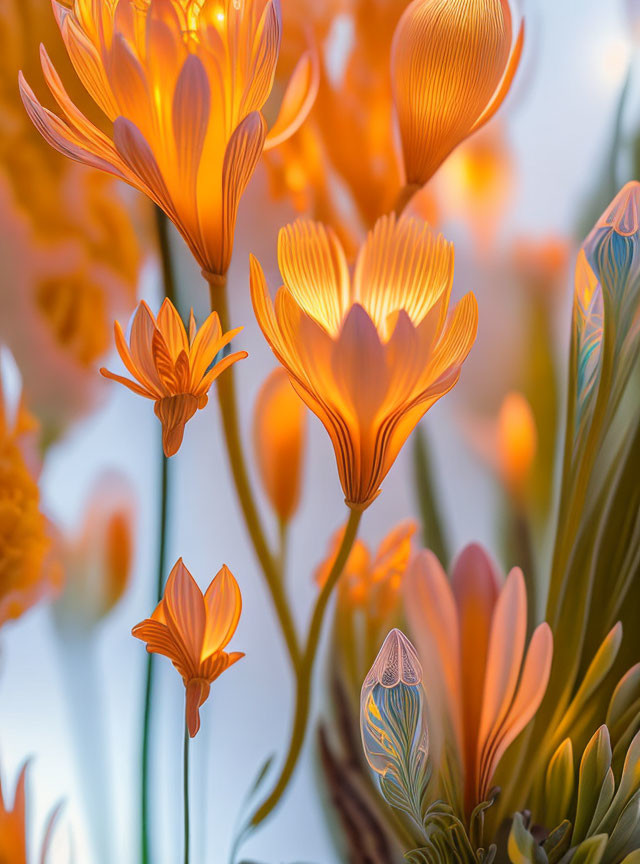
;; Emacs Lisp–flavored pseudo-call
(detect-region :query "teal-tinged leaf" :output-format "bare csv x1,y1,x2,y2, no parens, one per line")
361,630,430,832
604,794,640,863
596,731,640,836
607,666,640,743
542,821,572,864
613,713,640,782
574,727,613,844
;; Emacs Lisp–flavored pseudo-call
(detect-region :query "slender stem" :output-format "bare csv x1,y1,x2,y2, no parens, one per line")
141,206,176,864
183,720,190,864
248,508,362,830
205,272,301,668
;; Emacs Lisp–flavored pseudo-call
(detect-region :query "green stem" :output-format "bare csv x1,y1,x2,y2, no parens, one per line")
205,272,301,668
248,508,362,830
183,720,190,864
141,207,176,864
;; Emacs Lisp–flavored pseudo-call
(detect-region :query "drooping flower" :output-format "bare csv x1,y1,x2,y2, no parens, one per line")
19,0,317,278
100,299,247,456
253,367,307,524
250,213,478,510
0,382,62,627
391,0,524,190
0,763,60,864
54,472,135,631
360,628,430,827
132,558,243,737
403,543,552,815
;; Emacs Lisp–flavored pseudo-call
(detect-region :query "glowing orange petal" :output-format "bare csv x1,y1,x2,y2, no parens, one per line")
265,48,320,150
278,221,351,335
202,565,242,657
185,678,210,738
163,559,206,663
353,215,454,332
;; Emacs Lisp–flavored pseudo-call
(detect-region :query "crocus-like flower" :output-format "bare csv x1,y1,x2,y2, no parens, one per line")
0,382,61,627
0,764,59,863
360,629,429,826
132,558,243,737
100,298,247,456
403,543,552,814
391,0,524,189
253,367,307,524
251,214,478,509
19,0,317,277
54,472,135,631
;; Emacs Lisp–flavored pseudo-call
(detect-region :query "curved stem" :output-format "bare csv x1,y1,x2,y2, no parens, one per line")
248,508,362,830
205,273,301,668
183,720,191,864
141,207,176,864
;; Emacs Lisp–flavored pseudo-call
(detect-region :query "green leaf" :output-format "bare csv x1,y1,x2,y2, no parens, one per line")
574,726,612,844
570,834,609,864
545,739,575,830
412,427,449,567
508,813,548,864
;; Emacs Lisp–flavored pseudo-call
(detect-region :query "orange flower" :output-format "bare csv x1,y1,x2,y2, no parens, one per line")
253,367,307,524
0,764,59,864
19,0,316,277
0,383,61,627
316,520,416,622
403,543,552,814
391,0,524,189
55,472,135,630
132,558,243,737
250,213,478,510
100,298,247,456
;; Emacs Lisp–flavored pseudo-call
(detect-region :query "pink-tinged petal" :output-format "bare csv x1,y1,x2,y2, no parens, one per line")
476,567,527,794
451,543,502,794
264,47,320,150
478,622,552,798
203,565,242,656
385,310,422,408
363,628,422,689
331,304,389,426
219,111,267,274
403,550,462,763
163,559,206,664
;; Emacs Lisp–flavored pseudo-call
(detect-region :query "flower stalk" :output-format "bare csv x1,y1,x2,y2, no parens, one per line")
205,273,301,668
248,507,362,830
183,719,191,864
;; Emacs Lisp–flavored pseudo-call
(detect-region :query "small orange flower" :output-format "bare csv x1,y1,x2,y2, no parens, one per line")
55,472,135,630
100,298,247,457
251,214,478,509
316,520,416,621
391,0,524,189
253,367,307,524
19,0,316,277
132,558,243,738
0,763,59,864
